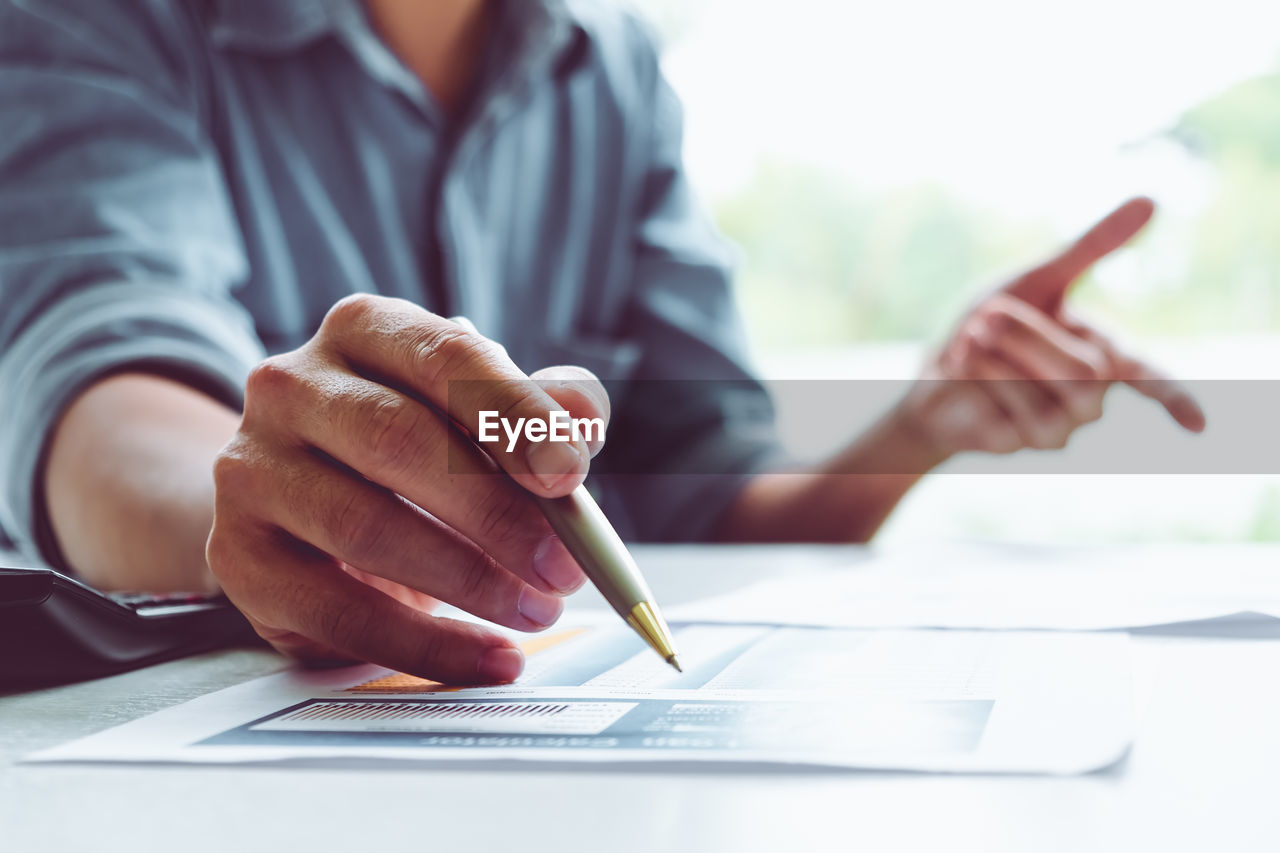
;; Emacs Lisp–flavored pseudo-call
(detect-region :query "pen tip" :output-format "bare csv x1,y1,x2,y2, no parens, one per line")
667,655,683,673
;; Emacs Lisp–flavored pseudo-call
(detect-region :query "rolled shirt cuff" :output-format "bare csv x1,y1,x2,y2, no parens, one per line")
0,280,265,559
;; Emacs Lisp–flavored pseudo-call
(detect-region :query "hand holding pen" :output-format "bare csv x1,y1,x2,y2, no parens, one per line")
207,296,628,684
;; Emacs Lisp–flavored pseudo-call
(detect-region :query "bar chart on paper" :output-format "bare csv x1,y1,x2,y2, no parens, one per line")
29,621,1135,774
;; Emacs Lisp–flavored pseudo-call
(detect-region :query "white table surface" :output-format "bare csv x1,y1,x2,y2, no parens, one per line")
4,544,1280,853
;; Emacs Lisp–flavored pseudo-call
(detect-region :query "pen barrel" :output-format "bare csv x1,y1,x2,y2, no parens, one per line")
534,487,653,618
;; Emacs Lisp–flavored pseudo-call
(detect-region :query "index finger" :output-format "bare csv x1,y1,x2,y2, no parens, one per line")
318,295,589,496
1045,197,1155,284
1009,198,1155,313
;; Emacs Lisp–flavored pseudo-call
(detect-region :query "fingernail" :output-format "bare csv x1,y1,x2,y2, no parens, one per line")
517,585,563,628
526,440,583,491
477,646,524,683
533,537,586,594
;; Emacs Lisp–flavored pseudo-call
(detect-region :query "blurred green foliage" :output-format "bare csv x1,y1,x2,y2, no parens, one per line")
713,69,1280,351
1156,72,1280,333
1176,73,1280,167
715,165,1055,349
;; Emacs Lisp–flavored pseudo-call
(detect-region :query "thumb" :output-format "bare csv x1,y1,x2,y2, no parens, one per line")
532,365,611,457
1005,197,1156,315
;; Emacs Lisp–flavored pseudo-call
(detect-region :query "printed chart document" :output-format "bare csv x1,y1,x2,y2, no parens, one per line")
667,542,1280,631
30,622,1133,774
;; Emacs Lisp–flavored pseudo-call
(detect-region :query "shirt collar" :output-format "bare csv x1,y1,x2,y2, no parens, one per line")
208,0,586,125
208,0,350,53
208,0,578,62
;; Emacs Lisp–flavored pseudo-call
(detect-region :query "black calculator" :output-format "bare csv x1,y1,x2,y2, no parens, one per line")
0,565,260,688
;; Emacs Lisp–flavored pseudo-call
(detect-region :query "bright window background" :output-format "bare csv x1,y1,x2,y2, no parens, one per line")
633,0,1280,544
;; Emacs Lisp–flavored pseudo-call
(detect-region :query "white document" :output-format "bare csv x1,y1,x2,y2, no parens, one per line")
29,622,1133,774
668,542,1280,631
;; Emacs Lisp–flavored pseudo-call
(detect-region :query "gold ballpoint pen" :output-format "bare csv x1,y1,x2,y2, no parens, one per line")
534,488,682,672
446,317,680,672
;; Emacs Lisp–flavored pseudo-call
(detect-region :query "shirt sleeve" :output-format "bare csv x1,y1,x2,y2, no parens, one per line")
593,18,790,542
0,1,266,561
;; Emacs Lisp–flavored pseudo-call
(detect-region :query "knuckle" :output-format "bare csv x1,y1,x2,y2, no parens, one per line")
961,315,988,342
204,526,239,583
977,296,1015,324
971,300,999,323
211,444,260,499
1070,355,1104,381
245,355,302,400
455,548,503,606
328,490,390,566
321,597,375,652
363,394,428,472
204,516,266,598
942,391,980,431
474,486,533,549
413,324,487,385
411,628,453,676
323,293,382,332
986,292,1017,311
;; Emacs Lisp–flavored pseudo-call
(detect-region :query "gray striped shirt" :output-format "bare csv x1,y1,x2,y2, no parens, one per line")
0,0,781,562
